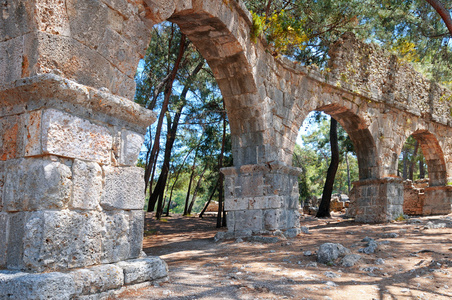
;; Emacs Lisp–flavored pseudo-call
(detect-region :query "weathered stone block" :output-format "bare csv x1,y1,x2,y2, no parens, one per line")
101,210,131,264
0,162,4,211
22,30,136,98
230,210,263,233
284,209,300,229
119,129,145,166
0,1,35,42
23,110,43,157
101,166,145,210
3,158,72,212
71,159,102,210
285,194,300,209
38,109,113,164
0,37,24,85
352,178,404,222
224,197,248,211
71,264,124,295
100,0,138,19
116,257,168,285
0,213,8,268
424,187,451,215
22,210,103,272
128,210,145,258
248,197,265,210
6,212,27,270
0,271,76,300
100,209,143,263
266,195,283,209
0,114,23,161
66,0,109,50
263,209,281,231
35,0,71,36
98,28,141,78
240,175,264,197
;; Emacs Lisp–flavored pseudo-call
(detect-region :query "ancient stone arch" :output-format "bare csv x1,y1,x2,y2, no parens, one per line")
291,104,379,181
400,129,451,216
402,129,447,186
1,0,452,297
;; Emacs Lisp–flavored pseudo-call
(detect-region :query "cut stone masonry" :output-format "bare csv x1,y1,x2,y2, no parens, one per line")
1,0,452,297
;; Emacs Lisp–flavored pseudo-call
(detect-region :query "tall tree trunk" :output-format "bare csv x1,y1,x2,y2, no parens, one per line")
152,174,167,218
217,107,227,228
148,58,203,216
187,165,208,215
217,175,224,228
222,186,227,227
144,34,187,199
165,140,202,216
183,153,197,216
345,152,351,194
149,112,173,216
408,141,419,181
316,118,339,218
402,150,408,180
419,155,425,179
199,177,220,218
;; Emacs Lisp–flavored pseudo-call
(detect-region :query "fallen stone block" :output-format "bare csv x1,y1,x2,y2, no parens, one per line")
317,243,350,264
116,257,168,285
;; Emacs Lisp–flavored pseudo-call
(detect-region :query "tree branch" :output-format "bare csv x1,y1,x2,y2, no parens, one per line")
425,0,452,37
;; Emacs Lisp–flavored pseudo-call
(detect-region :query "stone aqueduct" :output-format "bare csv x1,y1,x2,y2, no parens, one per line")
1,0,452,297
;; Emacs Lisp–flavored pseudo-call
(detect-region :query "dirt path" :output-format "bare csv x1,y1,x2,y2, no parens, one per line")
118,213,452,300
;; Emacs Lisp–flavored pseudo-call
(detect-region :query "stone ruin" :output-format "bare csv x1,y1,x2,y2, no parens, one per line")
1,0,452,297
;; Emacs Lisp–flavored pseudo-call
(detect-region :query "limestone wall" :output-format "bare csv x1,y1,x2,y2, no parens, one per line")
328,32,452,126
0,75,155,273
0,0,152,99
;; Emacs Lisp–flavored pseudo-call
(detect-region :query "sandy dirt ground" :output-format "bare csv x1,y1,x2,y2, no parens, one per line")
117,212,452,300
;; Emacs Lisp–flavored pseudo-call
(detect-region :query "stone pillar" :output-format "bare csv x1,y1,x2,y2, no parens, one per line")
0,75,168,298
222,163,301,237
423,186,452,215
348,178,403,223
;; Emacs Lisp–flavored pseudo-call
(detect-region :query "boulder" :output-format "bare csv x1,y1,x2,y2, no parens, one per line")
317,243,350,264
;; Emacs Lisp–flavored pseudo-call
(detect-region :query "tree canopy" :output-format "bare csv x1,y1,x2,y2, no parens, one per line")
244,0,452,86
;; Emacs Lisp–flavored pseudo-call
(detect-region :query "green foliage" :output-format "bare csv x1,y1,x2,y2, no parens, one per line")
251,11,265,42
398,135,428,180
251,9,308,54
244,0,452,86
394,214,408,221
135,23,232,215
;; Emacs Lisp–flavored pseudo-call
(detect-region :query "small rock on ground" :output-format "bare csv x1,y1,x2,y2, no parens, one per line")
317,243,350,264
341,254,362,267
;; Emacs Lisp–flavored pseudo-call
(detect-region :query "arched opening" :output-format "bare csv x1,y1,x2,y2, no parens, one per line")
291,104,378,180
134,21,233,222
296,111,358,214
293,104,378,216
319,104,378,180
399,130,450,216
167,11,266,167
133,2,269,239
